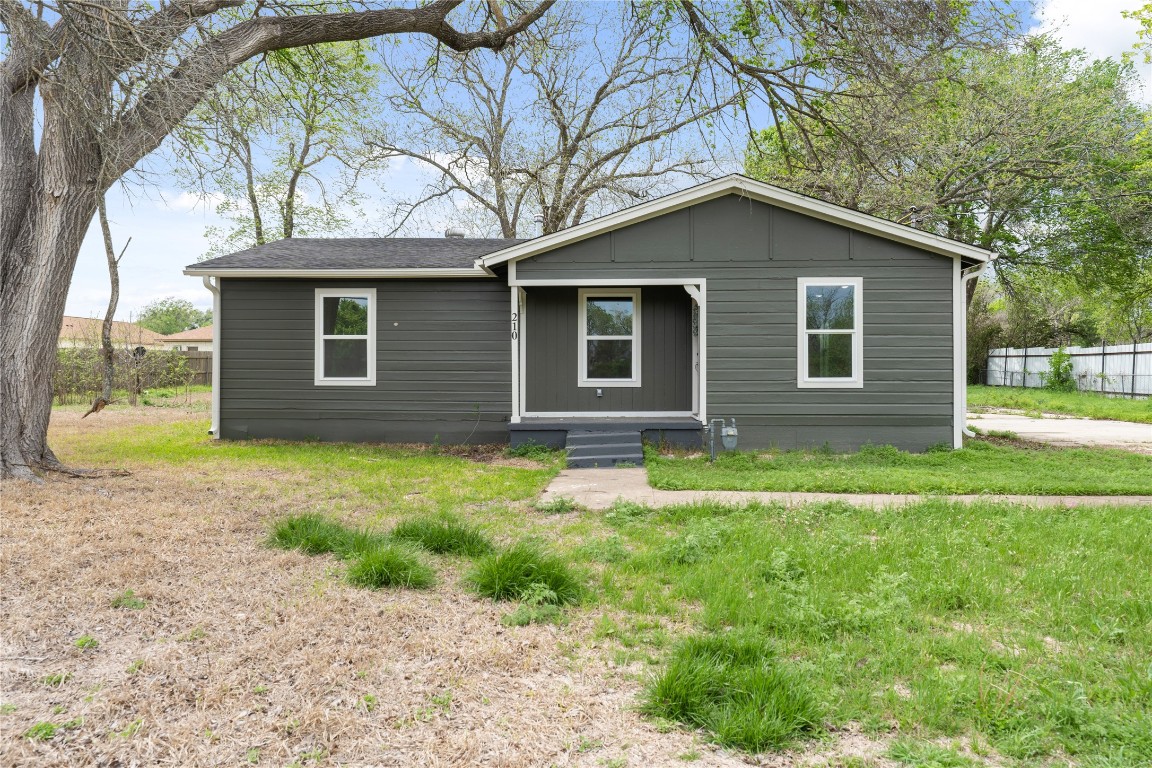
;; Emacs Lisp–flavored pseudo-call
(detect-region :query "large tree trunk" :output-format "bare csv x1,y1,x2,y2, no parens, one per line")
2,84,101,479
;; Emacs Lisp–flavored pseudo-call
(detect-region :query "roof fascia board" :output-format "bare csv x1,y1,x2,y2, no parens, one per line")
183,267,493,279
480,175,992,266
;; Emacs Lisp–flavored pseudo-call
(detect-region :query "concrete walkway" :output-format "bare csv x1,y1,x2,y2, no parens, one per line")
968,412,1152,454
540,468,1152,510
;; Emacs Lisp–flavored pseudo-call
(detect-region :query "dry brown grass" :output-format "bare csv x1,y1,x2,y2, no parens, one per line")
1,405,907,767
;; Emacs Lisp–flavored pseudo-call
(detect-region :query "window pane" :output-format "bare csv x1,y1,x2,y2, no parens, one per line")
323,296,369,335
586,297,634,336
587,340,633,379
806,285,854,330
807,333,853,378
324,339,368,378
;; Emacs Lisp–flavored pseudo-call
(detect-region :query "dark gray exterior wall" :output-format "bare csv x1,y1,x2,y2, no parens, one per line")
218,278,511,442
515,194,956,451
524,286,692,413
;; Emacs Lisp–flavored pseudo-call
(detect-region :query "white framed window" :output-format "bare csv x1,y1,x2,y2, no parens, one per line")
315,288,376,386
797,277,863,388
578,288,641,387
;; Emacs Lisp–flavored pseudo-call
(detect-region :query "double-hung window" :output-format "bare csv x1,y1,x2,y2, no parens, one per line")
797,277,862,388
315,288,376,386
578,288,641,387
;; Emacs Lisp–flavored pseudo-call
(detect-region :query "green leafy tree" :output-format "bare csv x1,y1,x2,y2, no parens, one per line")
745,37,1145,298
136,298,212,336
176,39,382,257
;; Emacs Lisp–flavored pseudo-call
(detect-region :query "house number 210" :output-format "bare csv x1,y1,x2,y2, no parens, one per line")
511,312,518,340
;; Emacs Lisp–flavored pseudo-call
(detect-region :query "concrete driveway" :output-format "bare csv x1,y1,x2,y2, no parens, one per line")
968,412,1152,454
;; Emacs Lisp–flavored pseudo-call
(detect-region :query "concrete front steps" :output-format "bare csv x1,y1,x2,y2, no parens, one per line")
564,430,644,469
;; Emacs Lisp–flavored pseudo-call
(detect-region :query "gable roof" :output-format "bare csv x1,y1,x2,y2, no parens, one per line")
58,316,166,347
185,237,524,278
161,324,213,343
479,174,993,268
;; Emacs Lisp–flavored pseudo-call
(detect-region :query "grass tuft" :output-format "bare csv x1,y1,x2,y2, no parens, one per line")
468,542,584,605
267,514,351,555
389,514,494,557
345,543,435,590
642,632,821,752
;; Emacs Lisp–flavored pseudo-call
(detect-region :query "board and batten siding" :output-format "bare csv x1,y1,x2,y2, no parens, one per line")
524,285,693,413
219,278,511,442
515,194,956,451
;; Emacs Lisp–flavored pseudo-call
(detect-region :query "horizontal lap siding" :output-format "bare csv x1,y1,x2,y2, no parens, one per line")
516,195,955,451
219,279,510,442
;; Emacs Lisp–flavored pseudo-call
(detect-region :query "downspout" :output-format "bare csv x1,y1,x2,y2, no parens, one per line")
960,259,993,439
202,276,221,438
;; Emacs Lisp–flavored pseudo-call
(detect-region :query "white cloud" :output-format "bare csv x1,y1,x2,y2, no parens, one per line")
159,190,228,213
1033,0,1151,101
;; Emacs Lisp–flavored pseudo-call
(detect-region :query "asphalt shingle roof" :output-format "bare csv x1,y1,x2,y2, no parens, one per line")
190,237,525,271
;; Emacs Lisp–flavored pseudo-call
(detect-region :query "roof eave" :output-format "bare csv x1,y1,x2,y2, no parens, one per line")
183,267,494,279
479,175,993,267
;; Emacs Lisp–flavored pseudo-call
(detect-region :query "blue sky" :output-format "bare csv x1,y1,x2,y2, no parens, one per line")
64,0,1152,322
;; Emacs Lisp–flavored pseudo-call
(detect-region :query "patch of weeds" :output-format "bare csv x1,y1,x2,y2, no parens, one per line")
252,684,269,695
114,718,143,738
678,749,701,761
74,634,99,650
126,659,145,675
468,541,584,605
502,581,567,626
642,631,821,751
24,717,82,741
346,542,436,590
390,514,494,556
887,741,977,767
24,722,59,741
359,694,378,712
430,690,453,711
41,671,72,687
0,703,17,714
660,519,726,565
534,495,579,514
267,513,355,556
507,441,560,460
604,499,652,526
51,704,66,715
578,535,630,564
576,735,604,752
246,747,261,764
111,589,147,610
177,627,206,643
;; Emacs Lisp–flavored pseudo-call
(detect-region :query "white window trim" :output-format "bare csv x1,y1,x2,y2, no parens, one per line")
578,287,641,388
797,277,863,389
314,288,376,386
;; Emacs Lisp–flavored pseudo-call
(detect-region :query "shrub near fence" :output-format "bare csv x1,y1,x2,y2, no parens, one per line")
53,347,200,406
985,342,1151,397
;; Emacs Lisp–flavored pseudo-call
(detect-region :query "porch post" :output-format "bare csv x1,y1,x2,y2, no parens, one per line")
510,285,521,423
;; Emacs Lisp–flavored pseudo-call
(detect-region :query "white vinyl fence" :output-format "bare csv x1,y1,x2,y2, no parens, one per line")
985,342,1152,397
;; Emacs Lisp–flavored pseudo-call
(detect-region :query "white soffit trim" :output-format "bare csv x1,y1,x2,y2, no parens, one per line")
479,175,993,267
183,267,491,279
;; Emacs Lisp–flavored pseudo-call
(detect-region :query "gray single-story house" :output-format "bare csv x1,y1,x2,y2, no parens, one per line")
185,175,993,463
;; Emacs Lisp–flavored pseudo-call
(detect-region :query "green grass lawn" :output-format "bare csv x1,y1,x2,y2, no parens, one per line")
969,385,1152,423
51,416,560,514
591,498,1152,764
646,440,1152,496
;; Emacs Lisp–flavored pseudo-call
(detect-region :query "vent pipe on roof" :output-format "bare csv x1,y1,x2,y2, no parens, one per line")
444,227,467,238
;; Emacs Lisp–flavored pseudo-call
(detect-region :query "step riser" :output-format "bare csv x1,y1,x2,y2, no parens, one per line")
564,429,644,469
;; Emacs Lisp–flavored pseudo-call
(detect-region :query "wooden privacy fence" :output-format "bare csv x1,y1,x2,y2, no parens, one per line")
985,343,1151,397
182,350,212,386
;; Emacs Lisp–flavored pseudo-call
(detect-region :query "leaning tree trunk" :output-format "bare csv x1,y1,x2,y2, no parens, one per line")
1,94,101,480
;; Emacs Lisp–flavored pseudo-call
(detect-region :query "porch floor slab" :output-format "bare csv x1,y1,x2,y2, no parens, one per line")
540,468,1152,510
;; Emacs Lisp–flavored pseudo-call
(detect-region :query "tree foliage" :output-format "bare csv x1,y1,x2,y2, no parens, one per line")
176,37,382,257
136,297,212,335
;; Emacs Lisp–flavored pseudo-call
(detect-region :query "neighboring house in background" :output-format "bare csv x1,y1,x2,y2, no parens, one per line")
57,316,166,349
160,325,214,352
185,175,993,461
